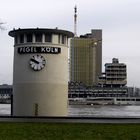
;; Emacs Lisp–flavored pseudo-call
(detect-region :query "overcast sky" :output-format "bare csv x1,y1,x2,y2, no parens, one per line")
0,0,140,87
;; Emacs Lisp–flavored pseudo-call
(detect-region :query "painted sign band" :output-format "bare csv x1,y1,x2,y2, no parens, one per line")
18,47,61,54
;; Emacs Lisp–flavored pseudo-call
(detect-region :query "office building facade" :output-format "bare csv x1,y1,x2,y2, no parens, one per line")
70,29,102,86
98,58,127,87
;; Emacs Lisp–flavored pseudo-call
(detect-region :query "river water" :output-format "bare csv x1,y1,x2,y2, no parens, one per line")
69,105,140,117
0,104,140,117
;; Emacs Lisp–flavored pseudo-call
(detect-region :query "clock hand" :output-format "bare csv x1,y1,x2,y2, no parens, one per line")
30,58,39,64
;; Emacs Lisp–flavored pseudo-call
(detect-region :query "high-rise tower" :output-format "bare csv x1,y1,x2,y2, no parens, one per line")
70,29,102,86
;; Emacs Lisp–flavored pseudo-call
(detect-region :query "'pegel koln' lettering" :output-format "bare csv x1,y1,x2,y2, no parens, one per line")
18,47,61,54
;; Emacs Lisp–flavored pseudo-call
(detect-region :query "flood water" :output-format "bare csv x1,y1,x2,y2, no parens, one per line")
0,104,140,117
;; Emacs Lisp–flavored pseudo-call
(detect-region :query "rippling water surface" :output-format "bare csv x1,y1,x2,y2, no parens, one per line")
68,105,140,117
0,104,11,115
0,104,140,117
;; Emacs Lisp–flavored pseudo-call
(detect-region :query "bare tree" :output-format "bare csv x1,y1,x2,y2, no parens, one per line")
0,22,6,30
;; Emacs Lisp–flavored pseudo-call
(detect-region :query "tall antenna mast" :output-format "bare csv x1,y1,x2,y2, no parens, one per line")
74,5,77,37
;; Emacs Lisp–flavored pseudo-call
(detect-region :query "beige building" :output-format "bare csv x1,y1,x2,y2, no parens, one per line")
98,58,127,87
70,29,102,86
9,28,73,116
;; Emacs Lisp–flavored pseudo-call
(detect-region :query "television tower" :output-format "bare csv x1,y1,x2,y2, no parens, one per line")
74,5,77,37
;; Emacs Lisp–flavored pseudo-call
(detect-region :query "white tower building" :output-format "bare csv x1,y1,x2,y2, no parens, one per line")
9,28,73,116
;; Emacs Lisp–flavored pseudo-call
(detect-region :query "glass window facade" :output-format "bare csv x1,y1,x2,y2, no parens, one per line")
70,38,101,86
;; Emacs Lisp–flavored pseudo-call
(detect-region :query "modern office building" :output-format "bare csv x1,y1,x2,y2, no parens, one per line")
98,58,127,87
9,28,73,116
69,58,128,101
70,29,102,86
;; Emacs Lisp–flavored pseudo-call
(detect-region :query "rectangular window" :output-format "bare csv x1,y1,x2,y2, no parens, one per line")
14,36,18,44
35,33,42,42
19,34,24,43
45,34,52,42
62,35,65,44
26,34,32,42
58,34,61,43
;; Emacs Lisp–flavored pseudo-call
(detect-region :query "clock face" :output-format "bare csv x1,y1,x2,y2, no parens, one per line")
30,55,46,71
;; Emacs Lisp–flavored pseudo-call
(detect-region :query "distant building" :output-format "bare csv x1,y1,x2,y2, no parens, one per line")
0,84,12,103
70,29,102,86
0,84,12,95
68,82,128,98
98,58,127,87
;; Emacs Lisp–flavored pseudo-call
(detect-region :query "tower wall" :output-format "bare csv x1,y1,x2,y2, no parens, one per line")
9,28,73,116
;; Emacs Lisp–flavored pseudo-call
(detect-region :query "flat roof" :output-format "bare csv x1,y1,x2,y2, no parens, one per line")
0,84,12,89
105,63,126,66
9,28,74,38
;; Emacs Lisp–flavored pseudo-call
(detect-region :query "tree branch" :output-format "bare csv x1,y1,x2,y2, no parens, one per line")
0,22,6,30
